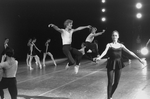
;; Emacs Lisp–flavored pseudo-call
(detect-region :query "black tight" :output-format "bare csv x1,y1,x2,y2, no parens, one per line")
63,44,82,66
84,42,99,58
107,69,121,99
0,77,17,99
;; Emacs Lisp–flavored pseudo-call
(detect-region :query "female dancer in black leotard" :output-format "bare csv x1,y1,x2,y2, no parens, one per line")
42,39,57,67
26,38,32,66
95,30,145,99
28,38,42,70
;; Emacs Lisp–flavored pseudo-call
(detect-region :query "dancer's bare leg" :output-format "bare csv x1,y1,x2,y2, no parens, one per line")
26,54,30,66
42,53,46,67
48,52,57,66
28,55,33,70
35,55,42,69
35,56,38,66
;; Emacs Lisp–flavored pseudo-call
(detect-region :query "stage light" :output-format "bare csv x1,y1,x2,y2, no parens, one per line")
136,2,142,9
136,13,142,19
101,17,106,22
102,0,106,3
140,47,149,55
102,8,106,12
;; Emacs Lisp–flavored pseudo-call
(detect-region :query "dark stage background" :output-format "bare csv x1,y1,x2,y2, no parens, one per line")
0,0,150,61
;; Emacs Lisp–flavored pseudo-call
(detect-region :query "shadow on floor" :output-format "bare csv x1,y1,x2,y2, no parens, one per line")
18,95,70,99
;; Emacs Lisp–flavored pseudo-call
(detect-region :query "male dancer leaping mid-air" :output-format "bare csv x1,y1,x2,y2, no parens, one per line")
48,19,91,74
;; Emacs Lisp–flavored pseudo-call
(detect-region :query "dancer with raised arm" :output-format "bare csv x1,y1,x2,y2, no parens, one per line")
95,30,145,99
48,19,91,74
84,27,105,61
28,38,42,70
0,47,18,99
43,39,57,67
1,38,9,62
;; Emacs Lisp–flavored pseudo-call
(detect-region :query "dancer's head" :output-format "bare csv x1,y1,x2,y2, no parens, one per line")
81,42,85,48
5,47,14,57
112,30,119,42
32,38,36,43
46,39,51,44
64,19,73,29
27,38,32,46
91,27,97,34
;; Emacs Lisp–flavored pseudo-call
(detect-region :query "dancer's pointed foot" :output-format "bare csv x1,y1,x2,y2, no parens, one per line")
43,64,46,67
54,63,57,66
39,65,42,69
128,59,131,64
65,63,70,69
74,65,79,74
35,62,38,66
29,67,33,70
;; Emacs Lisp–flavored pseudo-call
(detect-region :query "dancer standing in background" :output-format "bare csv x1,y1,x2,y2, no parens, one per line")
42,39,57,67
48,19,91,73
95,30,145,99
28,38,42,70
26,38,32,67
1,38,9,62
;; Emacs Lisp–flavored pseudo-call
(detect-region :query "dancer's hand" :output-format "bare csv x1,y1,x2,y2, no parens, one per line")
39,50,41,53
87,25,92,29
140,58,147,66
48,24,54,27
96,57,101,61
102,29,105,33
93,57,101,61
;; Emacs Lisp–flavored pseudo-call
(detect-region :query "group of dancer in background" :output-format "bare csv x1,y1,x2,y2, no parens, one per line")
26,38,57,70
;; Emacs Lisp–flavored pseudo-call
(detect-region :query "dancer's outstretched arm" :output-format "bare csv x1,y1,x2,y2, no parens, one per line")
96,43,110,60
121,44,145,64
94,30,105,37
33,43,41,52
48,24,63,33
73,25,91,32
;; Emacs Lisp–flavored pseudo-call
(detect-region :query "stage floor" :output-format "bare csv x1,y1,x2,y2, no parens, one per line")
2,58,150,99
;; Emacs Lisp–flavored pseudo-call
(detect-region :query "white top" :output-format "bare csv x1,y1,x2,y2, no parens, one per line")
85,33,94,43
61,29,73,45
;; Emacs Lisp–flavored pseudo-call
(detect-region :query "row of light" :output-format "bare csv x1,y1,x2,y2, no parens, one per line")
100,1,143,21
101,0,106,22
136,2,149,56
136,2,142,19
